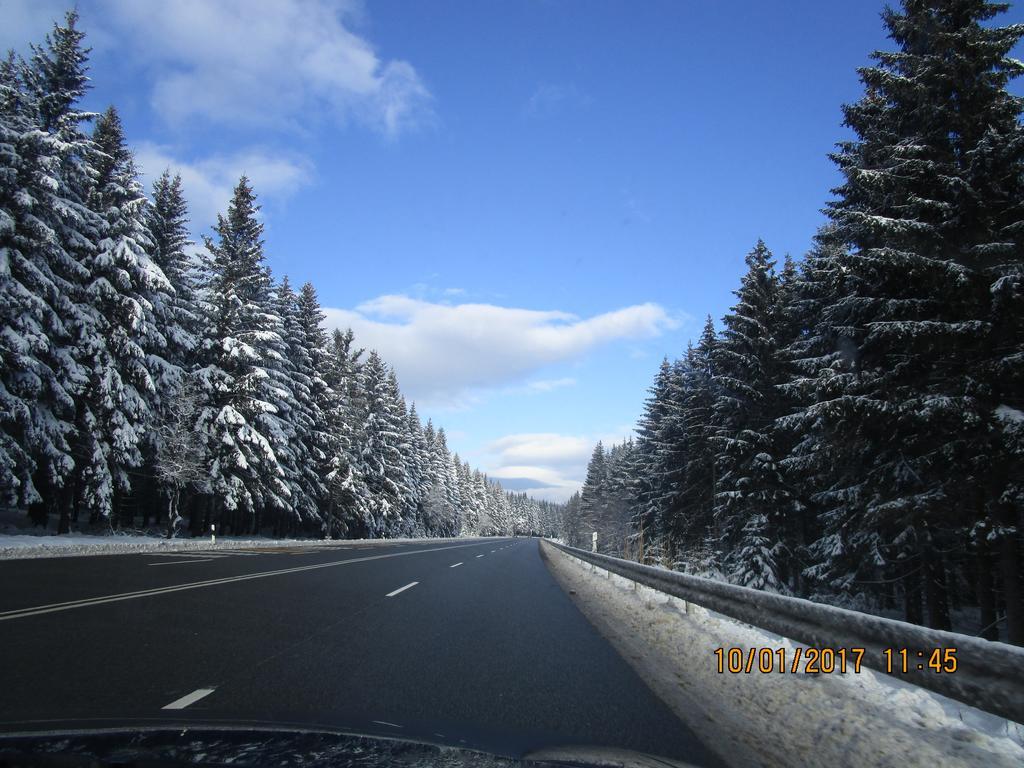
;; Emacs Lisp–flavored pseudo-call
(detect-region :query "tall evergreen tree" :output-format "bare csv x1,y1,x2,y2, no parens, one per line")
149,171,201,372
75,105,173,524
711,240,793,592
322,327,368,537
675,316,721,573
630,358,675,557
353,351,407,537
1,13,102,525
804,0,1024,637
195,177,289,529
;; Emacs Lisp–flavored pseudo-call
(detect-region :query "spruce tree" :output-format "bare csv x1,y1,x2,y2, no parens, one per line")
809,0,1024,637
711,240,792,592
676,316,721,574
76,105,173,524
322,327,367,537
195,177,289,529
3,13,102,526
149,171,201,372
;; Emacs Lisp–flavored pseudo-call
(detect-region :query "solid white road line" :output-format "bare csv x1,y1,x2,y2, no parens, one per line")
449,562,462,568
147,559,216,566
1,542,481,622
385,581,418,598
146,552,231,559
162,688,215,710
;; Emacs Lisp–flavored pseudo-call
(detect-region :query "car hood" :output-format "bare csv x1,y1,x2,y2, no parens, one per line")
0,724,700,767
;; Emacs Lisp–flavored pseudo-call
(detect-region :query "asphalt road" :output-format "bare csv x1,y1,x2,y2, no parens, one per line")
0,537,722,764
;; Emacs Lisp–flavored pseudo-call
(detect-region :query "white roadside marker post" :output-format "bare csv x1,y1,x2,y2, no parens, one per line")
211,523,216,545
591,531,597,553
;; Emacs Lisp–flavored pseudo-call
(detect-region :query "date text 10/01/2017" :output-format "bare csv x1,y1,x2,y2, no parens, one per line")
713,647,958,675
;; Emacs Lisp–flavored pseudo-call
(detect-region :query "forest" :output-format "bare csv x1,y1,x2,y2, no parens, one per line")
562,1,1024,646
0,12,563,542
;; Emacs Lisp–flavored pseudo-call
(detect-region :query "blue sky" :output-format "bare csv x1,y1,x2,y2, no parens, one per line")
6,0,1024,500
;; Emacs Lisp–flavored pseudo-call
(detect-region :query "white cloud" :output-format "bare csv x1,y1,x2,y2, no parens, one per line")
488,433,593,469
322,295,678,407
0,0,69,53
135,143,313,230
523,377,576,394
98,0,432,137
483,430,634,503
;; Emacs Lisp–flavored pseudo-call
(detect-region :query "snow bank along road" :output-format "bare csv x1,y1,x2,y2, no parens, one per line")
0,537,724,765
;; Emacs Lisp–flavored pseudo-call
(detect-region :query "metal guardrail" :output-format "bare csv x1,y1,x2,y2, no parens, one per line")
543,539,1024,724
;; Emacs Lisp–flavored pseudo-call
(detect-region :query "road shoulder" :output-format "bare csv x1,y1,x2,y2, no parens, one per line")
539,541,1024,768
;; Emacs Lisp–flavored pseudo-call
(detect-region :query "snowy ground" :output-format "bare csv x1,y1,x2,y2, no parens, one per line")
0,507,488,560
0,530,480,561
542,542,1024,768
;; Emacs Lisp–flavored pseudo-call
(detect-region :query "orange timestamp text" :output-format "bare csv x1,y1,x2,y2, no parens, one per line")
713,646,958,675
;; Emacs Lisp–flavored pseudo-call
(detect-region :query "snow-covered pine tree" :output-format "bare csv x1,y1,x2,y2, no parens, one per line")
561,491,582,546
405,404,431,535
271,276,322,529
602,441,637,556
353,351,408,537
676,316,721,574
710,240,793,592
809,0,1024,638
195,177,290,532
630,359,674,557
486,478,514,535
294,284,333,493
577,441,608,548
1,13,103,528
454,455,478,535
322,327,368,537
774,229,854,600
0,52,81,508
148,171,201,373
384,370,416,536
76,105,175,526
435,428,462,535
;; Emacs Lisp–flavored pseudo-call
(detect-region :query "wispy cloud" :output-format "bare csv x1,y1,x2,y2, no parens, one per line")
322,295,678,407
135,143,313,230
0,0,70,52
523,82,592,119
523,377,576,394
96,0,433,137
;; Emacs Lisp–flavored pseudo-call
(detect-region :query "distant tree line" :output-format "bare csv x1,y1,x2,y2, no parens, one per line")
564,0,1024,646
0,12,563,541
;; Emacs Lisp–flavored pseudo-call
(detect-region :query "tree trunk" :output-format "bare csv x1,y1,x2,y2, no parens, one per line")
903,559,923,625
999,530,1024,645
923,547,952,631
975,549,998,641
165,490,178,539
202,498,212,538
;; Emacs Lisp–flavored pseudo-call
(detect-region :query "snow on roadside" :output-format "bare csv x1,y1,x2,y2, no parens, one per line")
0,533,479,561
543,543,1024,768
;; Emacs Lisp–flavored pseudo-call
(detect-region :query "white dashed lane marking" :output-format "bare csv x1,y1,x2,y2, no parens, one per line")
147,559,215,566
385,581,419,598
450,562,462,568
162,687,215,710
